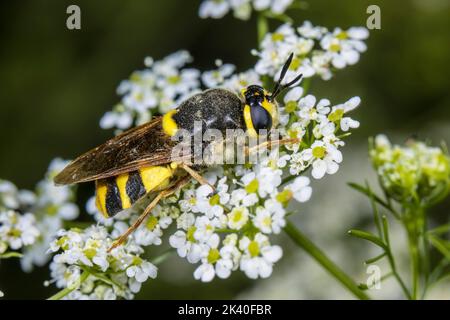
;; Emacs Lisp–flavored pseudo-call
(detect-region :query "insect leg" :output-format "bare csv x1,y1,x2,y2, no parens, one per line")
107,176,190,252
244,137,302,156
178,163,216,192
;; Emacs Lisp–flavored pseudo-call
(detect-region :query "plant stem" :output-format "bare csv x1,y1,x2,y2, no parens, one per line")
407,230,420,300
385,248,412,299
47,270,90,300
403,204,424,300
257,12,269,44
284,221,370,300
151,249,174,266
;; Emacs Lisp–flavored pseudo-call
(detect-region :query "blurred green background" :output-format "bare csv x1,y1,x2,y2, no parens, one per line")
0,0,449,299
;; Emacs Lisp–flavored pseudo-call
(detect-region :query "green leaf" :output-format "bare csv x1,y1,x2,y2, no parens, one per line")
365,252,387,264
428,235,450,261
358,283,369,290
80,266,125,290
264,11,293,23
358,272,392,290
336,132,352,139
348,229,387,250
382,215,391,246
0,252,23,259
427,223,450,236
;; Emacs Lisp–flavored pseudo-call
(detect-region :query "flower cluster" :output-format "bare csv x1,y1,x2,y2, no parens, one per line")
253,21,369,80
100,51,200,130
0,159,78,271
0,5,368,298
104,36,365,134
370,135,450,204
168,164,309,281
199,0,294,20
0,210,39,255
101,51,262,131
161,89,360,281
48,225,157,300
42,42,362,296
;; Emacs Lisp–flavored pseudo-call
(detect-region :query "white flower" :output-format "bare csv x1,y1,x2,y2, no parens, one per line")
229,0,251,20
253,0,293,14
241,166,282,198
229,188,258,207
297,20,327,39
284,86,304,104
311,51,333,80
194,234,235,282
239,233,282,279
176,212,196,230
222,69,261,93
199,0,293,20
301,140,343,179
199,0,230,19
327,96,361,131
197,185,224,217
297,95,331,125
202,62,236,88
48,224,152,299
194,216,219,242
227,206,249,230
252,203,285,234
126,260,157,283
0,180,20,209
133,215,164,246
0,211,40,251
100,110,133,130
320,27,369,69
254,22,368,80
157,68,200,100
169,229,202,263
284,176,312,203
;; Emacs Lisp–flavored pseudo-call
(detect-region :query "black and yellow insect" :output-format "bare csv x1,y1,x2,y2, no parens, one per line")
54,53,302,250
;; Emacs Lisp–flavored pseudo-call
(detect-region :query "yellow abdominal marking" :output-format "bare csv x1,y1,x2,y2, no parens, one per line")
95,181,108,218
116,173,131,209
243,104,257,138
162,110,179,137
139,165,174,192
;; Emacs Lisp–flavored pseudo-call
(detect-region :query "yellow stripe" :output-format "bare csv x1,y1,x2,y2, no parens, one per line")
262,91,278,127
162,110,179,137
139,165,174,193
243,104,257,138
116,173,131,209
95,181,108,218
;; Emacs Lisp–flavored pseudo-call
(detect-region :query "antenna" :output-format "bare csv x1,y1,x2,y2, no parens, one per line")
270,53,303,99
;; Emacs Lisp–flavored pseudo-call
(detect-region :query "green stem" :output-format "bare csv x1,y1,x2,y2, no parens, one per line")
403,204,424,300
407,231,420,300
302,77,311,95
257,12,269,44
284,221,370,300
385,248,412,299
0,252,23,259
151,249,174,266
47,270,90,300
421,214,430,298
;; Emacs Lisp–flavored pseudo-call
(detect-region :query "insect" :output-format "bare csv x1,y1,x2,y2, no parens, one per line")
54,53,302,251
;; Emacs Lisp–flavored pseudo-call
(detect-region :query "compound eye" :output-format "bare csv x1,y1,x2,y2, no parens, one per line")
250,105,272,133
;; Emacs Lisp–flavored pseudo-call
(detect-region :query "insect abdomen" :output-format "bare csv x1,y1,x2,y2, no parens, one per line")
95,165,175,217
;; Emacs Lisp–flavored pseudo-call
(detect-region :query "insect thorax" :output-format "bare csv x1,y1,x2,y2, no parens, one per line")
173,88,245,134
